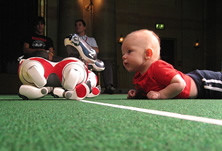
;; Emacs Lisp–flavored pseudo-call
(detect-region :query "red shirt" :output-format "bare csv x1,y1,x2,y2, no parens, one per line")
133,60,191,99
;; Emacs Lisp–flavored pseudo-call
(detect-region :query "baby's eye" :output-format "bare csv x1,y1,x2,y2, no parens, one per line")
128,50,132,54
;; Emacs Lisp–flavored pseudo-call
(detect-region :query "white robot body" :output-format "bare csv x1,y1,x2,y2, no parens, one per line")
18,32,104,100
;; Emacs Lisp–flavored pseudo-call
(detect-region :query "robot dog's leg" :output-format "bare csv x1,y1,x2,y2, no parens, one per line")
18,85,48,100
63,68,80,91
27,65,47,88
52,87,65,98
64,83,90,100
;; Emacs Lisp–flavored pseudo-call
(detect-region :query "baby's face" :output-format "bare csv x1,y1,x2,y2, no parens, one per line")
121,29,160,74
121,35,147,73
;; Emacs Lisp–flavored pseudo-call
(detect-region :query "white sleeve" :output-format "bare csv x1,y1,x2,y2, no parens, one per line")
88,37,98,48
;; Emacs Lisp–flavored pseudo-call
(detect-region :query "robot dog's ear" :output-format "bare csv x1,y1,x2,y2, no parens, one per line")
66,34,73,40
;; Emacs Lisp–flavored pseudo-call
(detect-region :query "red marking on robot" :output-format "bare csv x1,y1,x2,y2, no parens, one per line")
76,84,87,98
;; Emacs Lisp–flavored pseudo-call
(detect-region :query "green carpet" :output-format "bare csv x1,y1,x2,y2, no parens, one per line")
0,94,222,151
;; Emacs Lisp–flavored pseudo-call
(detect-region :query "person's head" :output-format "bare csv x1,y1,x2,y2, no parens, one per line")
33,16,45,35
75,19,86,36
121,29,160,74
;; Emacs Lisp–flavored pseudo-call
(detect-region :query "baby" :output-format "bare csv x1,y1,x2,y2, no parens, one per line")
121,29,222,99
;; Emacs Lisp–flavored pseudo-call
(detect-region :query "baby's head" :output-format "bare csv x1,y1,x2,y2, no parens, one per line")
122,29,160,61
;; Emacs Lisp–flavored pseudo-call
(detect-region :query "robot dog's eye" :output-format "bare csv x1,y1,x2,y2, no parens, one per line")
72,36,80,46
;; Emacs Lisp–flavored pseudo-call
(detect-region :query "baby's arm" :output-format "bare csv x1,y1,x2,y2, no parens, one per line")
147,74,186,99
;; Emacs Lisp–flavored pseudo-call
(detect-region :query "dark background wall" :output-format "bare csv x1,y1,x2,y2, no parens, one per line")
0,0,222,94
0,0,38,72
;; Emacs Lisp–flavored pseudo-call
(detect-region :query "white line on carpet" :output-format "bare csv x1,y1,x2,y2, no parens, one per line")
81,100,222,126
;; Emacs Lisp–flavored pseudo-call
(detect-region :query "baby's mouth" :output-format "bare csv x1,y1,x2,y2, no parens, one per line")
123,62,129,67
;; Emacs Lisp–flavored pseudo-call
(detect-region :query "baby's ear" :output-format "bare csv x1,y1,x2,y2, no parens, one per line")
145,49,153,59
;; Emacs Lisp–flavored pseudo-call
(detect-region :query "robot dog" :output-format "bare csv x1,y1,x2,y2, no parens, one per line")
18,34,104,100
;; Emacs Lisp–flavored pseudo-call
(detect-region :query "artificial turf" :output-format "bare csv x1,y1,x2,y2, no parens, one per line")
0,94,222,151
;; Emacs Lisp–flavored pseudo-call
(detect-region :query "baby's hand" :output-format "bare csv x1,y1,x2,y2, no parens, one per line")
127,89,136,99
147,91,160,99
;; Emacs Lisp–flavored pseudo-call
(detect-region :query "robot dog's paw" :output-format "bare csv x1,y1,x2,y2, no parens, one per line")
18,85,48,100
87,86,101,98
52,87,65,98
